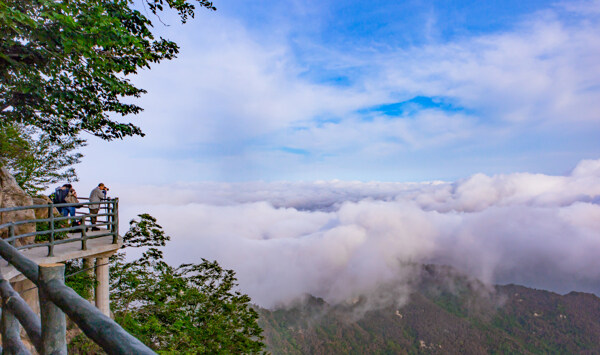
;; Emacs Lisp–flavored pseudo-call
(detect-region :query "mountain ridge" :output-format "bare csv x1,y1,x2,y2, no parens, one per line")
257,265,600,354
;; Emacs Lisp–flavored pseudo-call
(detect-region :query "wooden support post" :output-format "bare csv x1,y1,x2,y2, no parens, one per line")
95,257,110,317
1,301,30,355
81,225,88,250
112,199,119,244
48,209,55,257
38,263,67,355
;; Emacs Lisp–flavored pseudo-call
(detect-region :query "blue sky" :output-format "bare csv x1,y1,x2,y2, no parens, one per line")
78,0,600,184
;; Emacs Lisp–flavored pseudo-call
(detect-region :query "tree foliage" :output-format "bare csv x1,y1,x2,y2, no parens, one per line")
0,122,84,194
0,0,215,141
0,122,29,166
68,214,266,354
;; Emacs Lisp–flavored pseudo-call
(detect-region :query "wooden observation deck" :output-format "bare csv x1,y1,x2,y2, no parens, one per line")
1,230,121,282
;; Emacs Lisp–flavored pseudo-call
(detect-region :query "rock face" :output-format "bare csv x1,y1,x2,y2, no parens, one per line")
32,196,58,220
0,167,35,246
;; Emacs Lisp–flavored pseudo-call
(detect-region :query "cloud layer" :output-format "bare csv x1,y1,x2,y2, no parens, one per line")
116,159,600,308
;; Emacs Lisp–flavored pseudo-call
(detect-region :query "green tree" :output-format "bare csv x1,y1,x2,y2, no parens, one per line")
68,214,266,354
0,123,84,195
0,122,29,166
1,0,215,142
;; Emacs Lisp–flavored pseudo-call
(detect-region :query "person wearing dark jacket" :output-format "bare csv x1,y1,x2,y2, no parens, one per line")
54,184,72,216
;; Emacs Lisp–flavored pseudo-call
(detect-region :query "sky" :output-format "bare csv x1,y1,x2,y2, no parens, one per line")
73,0,600,308
77,0,600,184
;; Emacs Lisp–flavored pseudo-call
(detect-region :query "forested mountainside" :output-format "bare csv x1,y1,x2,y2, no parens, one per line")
258,265,600,354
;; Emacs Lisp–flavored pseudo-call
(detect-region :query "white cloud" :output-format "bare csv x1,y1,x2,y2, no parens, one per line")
115,158,600,308
559,0,600,15
375,11,600,126
131,16,383,148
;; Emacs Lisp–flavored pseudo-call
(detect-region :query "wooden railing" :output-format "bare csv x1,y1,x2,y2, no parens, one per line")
0,199,119,256
0,200,156,354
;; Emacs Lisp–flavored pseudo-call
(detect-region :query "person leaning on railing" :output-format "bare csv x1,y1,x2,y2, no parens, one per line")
64,187,81,226
53,184,71,216
89,183,109,231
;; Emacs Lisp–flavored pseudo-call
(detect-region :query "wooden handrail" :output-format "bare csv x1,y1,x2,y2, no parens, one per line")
0,200,157,354
0,200,107,213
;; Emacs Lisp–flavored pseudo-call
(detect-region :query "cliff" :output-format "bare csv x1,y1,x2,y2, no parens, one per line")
0,167,35,246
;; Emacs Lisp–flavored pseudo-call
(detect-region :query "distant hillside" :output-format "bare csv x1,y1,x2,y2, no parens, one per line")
258,265,600,354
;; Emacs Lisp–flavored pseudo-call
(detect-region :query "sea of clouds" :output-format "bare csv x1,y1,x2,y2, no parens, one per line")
115,158,600,309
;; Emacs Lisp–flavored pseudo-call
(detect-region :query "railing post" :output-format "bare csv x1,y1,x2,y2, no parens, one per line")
112,199,119,244
48,206,55,257
1,299,30,355
105,201,112,231
81,215,88,250
103,201,108,229
47,204,53,247
38,263,67,355
8,224,15,246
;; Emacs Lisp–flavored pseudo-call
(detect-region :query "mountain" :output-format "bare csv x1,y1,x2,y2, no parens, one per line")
257,265,600,354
